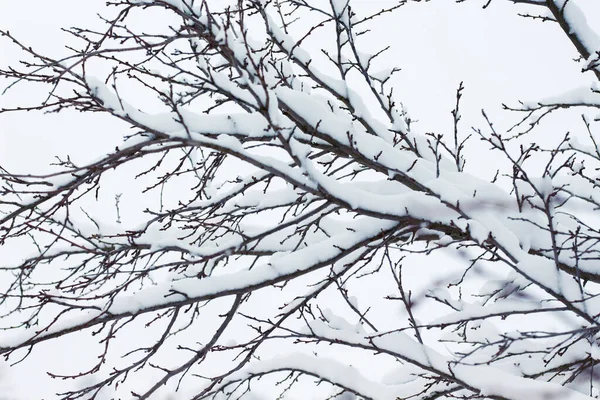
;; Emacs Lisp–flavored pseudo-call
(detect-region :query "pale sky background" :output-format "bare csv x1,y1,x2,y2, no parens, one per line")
1,0,600,399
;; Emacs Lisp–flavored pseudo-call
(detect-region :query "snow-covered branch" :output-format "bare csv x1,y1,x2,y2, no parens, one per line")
2,0,600,398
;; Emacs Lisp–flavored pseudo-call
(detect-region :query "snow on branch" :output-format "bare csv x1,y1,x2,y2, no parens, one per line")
2,0,600,398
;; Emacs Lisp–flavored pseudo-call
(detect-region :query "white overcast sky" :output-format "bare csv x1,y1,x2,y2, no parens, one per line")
1,0,600,399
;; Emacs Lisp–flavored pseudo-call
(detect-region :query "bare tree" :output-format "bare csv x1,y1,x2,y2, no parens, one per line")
2,0,600,399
